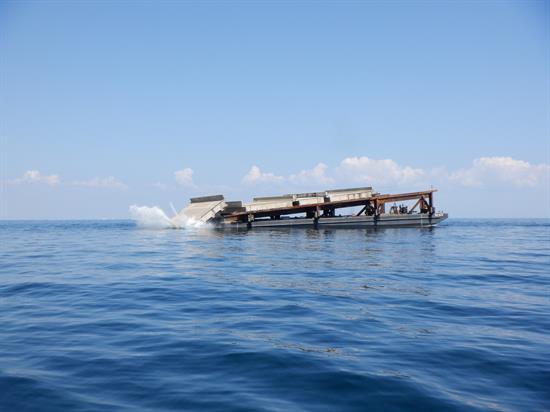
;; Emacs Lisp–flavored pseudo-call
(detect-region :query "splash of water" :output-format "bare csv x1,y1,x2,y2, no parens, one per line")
171,213,206,229
129,205,173,229
129,205,207,229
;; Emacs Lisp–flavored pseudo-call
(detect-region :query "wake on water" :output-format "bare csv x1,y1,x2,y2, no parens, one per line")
129,205,206,229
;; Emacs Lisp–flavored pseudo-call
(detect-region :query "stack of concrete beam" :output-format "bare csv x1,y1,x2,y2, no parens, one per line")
179,195,227,222
246,195,294,212
293,193,326,206
326,187,373,202
223,201,246,214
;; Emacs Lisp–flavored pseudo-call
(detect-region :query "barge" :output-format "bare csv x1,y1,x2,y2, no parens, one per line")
174,187,448,229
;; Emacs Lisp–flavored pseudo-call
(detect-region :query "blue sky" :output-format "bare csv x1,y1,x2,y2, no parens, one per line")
1,1,548,218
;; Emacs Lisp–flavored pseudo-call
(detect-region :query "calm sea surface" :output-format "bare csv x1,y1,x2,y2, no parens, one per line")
0,219,549,411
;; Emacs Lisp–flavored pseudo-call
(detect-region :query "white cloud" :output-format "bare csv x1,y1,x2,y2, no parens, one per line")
73,176,128,189
242,165,284,184
289,163,334,185
174,168,195,187
337,156,425,186
450,156,550,187
11,170,60,186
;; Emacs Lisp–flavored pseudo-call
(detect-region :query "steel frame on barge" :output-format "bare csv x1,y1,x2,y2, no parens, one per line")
219,190,447,229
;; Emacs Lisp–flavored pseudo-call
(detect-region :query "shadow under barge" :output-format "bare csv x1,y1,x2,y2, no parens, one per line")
176,187,448,229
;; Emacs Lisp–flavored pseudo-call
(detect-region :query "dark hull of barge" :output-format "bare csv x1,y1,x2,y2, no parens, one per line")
216,212,448,229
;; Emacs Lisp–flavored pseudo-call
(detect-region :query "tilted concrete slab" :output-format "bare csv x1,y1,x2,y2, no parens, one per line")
177,196,226,223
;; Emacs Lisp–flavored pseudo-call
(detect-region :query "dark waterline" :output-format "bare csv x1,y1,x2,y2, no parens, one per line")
1,219,549,411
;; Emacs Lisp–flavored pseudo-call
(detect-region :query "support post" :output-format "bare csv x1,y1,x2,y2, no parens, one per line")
408,198,421,214
355,204,367,216
313,206,320,228
419,196,428,214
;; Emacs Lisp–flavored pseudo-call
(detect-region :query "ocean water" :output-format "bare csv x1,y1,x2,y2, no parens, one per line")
0,219,549,412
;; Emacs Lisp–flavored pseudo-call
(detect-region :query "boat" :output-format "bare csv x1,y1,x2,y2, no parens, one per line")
173,187,448,229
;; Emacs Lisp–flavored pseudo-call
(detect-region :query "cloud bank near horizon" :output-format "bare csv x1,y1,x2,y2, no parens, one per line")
72,176,128,189
8,170,60,186
241,156,550,190
7,156,549,193
7,171,129,190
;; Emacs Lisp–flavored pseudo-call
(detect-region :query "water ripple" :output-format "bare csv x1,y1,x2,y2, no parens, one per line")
0,219,549,411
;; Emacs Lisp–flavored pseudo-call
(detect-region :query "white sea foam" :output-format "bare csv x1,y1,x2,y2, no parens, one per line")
129,205,207,229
